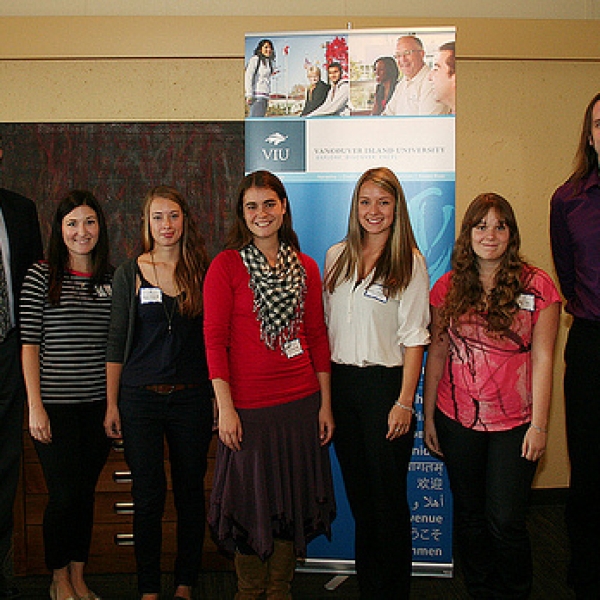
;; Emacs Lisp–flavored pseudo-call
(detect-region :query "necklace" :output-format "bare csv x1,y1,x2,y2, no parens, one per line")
150,252,178,334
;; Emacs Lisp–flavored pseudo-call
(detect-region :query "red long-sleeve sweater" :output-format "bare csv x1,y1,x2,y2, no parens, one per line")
203,249,331,409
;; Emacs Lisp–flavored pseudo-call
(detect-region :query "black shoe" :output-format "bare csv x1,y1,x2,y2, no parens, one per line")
0,587,21,599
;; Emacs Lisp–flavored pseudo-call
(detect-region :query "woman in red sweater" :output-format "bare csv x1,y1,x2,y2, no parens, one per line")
203,170,336,598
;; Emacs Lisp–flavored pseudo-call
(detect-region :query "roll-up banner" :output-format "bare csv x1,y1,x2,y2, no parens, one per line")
245,27,456,578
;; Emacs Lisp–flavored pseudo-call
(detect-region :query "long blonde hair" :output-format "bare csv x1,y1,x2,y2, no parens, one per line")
141,186,209,317
324,167,419,297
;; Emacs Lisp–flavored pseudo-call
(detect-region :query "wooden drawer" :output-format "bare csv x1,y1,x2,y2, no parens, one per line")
25,522,174,573
23,441,217,495
23,460,138,495
17,432,227,574
22,435,127,464
25,491,182,525
25,519,230,573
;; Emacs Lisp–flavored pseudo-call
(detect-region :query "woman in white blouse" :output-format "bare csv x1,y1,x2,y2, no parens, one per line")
323,167,430,599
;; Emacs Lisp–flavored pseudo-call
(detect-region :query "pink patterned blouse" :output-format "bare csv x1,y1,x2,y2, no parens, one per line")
430,267,560,431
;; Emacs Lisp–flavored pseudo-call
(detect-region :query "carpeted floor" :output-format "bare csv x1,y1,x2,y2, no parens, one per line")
11,502,574,599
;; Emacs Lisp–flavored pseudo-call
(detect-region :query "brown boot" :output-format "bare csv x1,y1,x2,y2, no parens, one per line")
265,539,296,599
234,551,268,600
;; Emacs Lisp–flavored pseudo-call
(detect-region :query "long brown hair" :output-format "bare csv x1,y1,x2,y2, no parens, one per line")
324,167,419,297
568,93,600,188
441,192,530,333
141,186,209,317
225,170,300,252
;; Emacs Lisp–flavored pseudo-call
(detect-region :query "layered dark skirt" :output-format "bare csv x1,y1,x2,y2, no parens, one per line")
208,392,336,560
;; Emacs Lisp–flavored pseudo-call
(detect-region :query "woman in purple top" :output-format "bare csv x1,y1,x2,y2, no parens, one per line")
550,92,600,599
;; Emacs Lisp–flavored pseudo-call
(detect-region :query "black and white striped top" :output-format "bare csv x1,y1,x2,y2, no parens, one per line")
20,261,113,404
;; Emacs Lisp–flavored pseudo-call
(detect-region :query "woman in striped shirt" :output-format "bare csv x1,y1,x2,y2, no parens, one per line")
20,190,113,600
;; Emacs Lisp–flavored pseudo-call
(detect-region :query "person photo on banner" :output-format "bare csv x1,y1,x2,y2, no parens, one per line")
371,56,399,116
304,62,349,117
204,170,336,598
301,65,330,116
323,167,430,599
550,92,600,598
424,193,560,599
382,35,448,116
245,39,276,118
429,41,456,115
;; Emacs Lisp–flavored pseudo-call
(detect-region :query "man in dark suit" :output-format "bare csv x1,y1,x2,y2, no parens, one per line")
0,137,43,598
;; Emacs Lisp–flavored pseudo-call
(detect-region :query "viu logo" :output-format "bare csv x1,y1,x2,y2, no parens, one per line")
261,148,290,161
262,132,290,161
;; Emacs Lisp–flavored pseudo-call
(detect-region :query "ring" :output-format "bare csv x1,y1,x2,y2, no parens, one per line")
395,427,400,433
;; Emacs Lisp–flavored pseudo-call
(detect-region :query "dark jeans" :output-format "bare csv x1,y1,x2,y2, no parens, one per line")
33,400,111,570
435,410,537,600
563,319,600,598
119,386,213,594
249,98,268,117
0,331,25,587
332,363,414,600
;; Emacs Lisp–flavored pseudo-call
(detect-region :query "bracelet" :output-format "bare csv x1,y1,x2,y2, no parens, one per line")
394,401,416,415
530,423,548,434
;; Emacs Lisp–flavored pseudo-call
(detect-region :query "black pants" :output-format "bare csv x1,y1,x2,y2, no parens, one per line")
435,410,537,600
0,331,25,587
331,363,414,600
119,386,213,594
563,319,600,598
33,401,111,570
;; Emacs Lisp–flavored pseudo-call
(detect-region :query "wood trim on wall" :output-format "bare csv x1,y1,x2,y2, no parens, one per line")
1,16,599,61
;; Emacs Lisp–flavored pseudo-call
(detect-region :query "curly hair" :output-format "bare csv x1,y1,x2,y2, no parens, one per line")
441,192,532,333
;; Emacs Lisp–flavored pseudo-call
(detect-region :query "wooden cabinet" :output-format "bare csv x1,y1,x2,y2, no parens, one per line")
15,433,231,575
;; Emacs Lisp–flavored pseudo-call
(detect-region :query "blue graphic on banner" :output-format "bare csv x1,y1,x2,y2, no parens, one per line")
409,380,453,569
244,25,456,576
282,174,454,572
246,117,455,573
285,178,454,285
245,119,305,172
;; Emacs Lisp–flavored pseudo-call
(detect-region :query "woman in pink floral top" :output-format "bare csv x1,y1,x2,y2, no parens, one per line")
424,193,560,600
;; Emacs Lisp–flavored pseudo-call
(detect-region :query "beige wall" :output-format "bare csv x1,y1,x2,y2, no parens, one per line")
0,0,599,19
2,16,600,488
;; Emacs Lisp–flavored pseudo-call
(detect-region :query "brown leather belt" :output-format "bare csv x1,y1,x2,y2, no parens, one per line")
142,383,200,395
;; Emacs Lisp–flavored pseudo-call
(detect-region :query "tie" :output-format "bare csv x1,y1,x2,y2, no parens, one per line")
0,243,11,342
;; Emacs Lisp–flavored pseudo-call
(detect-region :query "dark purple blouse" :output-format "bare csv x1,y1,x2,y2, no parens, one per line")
550,168,600,320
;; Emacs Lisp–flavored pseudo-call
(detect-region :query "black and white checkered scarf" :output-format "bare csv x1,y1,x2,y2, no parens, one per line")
239,242,307,351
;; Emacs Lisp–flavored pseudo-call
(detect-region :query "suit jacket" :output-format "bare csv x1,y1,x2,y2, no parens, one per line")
0,188,43,325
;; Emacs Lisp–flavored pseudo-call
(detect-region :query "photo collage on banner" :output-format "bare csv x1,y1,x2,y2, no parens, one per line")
245,27,456,576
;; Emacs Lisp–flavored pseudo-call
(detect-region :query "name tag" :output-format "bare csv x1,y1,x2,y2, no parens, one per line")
364,283,388,303
140,287,162,304
517,293,535,312
283,339,303,359
94,284,112,298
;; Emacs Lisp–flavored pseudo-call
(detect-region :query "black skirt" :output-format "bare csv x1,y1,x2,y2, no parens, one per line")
208,392,336,560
